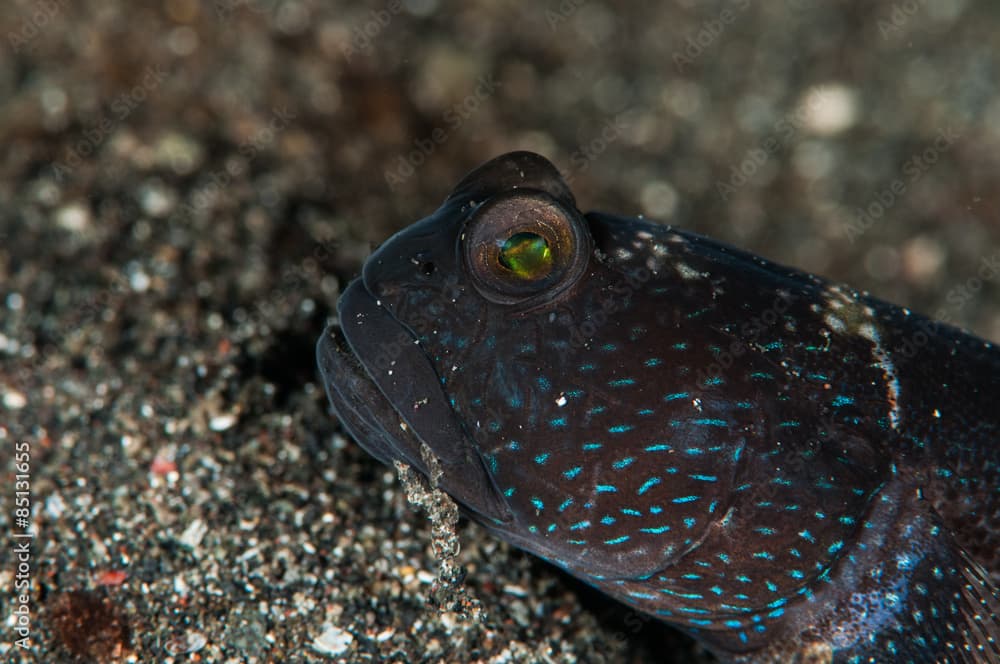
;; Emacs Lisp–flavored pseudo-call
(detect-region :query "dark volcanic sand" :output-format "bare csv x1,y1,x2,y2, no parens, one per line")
1,2,999,662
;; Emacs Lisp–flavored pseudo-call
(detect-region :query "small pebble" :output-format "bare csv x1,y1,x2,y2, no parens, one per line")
164,630,207,655
3,389,27,410
45,493,67,519
800,83,858,136
210,413,238,431
55,203,91,232
312,624,354,656
178,519,208,549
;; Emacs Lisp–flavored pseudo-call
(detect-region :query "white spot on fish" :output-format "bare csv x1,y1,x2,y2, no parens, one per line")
555,394,568,407
674,262,701,281
861,322,901,430
824,314,847,333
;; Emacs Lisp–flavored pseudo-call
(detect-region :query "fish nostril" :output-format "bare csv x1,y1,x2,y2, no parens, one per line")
409,251,436,278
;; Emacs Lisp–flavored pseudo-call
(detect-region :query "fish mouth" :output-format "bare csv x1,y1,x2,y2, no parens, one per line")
316,278,512,524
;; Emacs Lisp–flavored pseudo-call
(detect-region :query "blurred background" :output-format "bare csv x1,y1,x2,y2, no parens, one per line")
1,1,999,662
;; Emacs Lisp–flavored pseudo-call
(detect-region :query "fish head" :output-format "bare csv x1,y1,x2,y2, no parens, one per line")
318,152,757,581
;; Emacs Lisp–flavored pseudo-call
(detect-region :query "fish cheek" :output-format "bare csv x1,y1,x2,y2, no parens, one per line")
478,416,743,580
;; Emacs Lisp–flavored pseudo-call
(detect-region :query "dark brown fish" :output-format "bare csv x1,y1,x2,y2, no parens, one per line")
318,152,1000,662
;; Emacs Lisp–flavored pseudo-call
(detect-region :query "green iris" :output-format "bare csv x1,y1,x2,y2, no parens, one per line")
498,232,552,279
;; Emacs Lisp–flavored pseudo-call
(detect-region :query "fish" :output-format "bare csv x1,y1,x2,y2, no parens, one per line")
316,151,1000,663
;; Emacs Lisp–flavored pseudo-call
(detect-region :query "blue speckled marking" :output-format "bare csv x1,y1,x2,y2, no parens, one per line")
609,377,636,387
638,477,661,495
612,456,635,470
691,418,728,427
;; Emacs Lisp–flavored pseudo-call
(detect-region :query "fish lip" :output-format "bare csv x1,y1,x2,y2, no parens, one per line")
316,324,423,471
317,279,513,524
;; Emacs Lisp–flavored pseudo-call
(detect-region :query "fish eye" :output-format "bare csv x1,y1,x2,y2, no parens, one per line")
498,232,552,279
462,191,591,305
